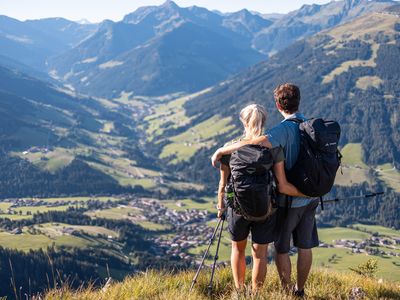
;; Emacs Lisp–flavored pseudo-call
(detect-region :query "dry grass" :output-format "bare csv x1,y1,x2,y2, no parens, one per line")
44,266,400,300
334,166,373,187
326,13,398,41
356,76,384,90
376,164,400,193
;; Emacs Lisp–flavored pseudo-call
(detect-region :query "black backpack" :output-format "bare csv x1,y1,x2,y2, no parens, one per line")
286,118,341,202
226,144,277,222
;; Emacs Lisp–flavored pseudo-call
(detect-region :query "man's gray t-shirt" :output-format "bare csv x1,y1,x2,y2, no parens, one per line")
267,112,312,208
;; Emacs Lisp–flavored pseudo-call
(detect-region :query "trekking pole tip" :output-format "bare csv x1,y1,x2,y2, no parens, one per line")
207,286,213,297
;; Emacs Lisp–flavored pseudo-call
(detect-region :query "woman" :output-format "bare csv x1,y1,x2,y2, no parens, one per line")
216,104,303,293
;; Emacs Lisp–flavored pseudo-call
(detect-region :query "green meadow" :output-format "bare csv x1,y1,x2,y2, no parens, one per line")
163,198,217,213
318,227,371,243
336,143,400,192
35,222,119,238
335,143,372,187
376,163,400,193
351,223,400,238
159,115,236,164
340,143,367,167
85,206,169,231
0,228,96,252
309,248,400,281
85,206,140,220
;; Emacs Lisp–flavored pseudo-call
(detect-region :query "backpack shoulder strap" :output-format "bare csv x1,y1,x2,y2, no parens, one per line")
285,118,304,124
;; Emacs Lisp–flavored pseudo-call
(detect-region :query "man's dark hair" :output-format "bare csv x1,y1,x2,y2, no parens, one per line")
273,83,300,114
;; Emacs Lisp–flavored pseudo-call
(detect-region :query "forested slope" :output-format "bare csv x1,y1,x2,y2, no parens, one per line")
146,11,400,228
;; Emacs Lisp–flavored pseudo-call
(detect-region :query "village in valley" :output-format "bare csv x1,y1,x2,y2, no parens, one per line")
0,195,217,265
319,233,400,258
1,195,400,278
126,198,213,261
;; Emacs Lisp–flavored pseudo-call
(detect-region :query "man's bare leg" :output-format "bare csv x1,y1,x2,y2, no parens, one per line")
231,239,247,289
251,243,268,292
296,248,312,291
275,252,292,291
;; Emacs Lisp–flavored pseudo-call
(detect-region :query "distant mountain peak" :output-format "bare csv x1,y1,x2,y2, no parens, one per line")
161,0,179,9
76,19,93,25
296,3,322,17
122,0,182,24
160,0,181,14
345,0,362,9
237,8,251,14
231,8,256,19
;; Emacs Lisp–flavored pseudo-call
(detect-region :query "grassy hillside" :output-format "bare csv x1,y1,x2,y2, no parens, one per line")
44,267,400,299
0,227,96,251
333,143,400,192
0,64,204,196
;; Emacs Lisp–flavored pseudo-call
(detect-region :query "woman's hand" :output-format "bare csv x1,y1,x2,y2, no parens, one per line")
217,163,230,219
217,205,226,219
211,149,223,168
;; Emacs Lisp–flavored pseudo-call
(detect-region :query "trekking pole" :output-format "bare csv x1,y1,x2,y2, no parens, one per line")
207,215,225,297
189,217,223,292
322,192,384,204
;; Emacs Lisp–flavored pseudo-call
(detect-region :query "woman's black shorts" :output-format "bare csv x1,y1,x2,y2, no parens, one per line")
227,207,277,244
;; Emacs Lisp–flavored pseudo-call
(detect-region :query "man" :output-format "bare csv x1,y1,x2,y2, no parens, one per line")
211,83,319,297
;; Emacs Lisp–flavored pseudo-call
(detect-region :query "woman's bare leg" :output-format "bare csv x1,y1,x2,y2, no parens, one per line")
231,239,247,289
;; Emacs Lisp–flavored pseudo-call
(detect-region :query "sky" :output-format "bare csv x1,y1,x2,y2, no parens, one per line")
0,0,333,23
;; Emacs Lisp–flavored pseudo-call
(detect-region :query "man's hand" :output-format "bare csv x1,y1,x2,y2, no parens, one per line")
211,136,271,168
211,149,223,168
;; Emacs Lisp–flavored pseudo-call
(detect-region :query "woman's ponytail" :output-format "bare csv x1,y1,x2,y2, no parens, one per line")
239,104,267,139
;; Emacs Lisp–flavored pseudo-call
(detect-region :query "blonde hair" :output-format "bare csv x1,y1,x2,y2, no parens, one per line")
239,104,267,139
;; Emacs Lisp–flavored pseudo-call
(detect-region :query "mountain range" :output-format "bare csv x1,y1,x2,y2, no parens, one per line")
48,0,396,97
1,0,396,97
253,0,397,54
0,65,145,197
47,1,268,97
0,16,97,69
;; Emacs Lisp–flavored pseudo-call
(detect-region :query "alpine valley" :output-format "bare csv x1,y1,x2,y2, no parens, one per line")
0,1,399,299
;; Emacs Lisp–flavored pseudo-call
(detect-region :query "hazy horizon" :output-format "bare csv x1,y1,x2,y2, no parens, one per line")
1,0,334,23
